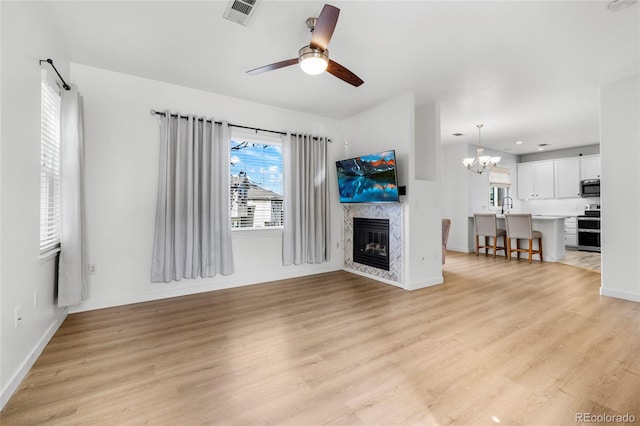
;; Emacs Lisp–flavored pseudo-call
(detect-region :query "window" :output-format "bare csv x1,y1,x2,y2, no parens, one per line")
39,74,62,254
489,166,512,209
230,132,283,229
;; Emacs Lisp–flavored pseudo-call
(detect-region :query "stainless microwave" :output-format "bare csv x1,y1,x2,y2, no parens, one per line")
581,179,600,198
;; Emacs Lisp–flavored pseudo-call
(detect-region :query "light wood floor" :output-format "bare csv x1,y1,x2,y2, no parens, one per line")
559,249,601,272
2,252,639,425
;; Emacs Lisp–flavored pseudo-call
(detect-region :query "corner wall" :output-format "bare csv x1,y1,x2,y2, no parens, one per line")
408,101,443,289
1,2,69,409
600,74,640,302
341,93,443,290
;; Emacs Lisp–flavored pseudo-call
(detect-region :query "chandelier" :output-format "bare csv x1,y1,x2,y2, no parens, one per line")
462,124,501,174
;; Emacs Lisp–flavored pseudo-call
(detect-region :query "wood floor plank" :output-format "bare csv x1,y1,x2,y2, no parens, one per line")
2,252,639,425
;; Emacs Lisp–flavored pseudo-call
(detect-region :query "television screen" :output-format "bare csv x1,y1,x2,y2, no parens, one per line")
336,150,399,203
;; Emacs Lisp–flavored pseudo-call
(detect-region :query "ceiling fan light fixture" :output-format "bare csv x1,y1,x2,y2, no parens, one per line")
298,46,329,75
608,0,637,12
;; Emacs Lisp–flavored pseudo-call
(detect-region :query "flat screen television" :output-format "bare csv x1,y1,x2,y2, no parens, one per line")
336,150,399,203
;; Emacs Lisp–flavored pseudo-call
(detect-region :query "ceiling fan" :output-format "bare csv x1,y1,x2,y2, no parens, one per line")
246,4,364,87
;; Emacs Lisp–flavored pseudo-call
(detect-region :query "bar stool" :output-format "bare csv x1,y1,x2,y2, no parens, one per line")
504,213,543,263
473,213,506,258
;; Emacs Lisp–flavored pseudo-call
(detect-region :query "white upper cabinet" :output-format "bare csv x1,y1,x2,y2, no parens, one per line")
518,155,600,200
517,161,554,199
580,155,601,180
554,158,581,198
517,163,535,200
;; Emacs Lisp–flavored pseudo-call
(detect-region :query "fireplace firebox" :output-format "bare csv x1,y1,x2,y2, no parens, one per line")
353,217,390,271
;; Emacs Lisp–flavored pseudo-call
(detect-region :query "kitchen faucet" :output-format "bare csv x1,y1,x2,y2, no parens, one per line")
501,196,514,215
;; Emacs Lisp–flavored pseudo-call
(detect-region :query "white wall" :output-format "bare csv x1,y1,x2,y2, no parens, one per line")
442,143,471,253
340,93,413,188
1,2,69,409
341,93,443,290
600,74,640,302
408,101,443,289
68,63,345,313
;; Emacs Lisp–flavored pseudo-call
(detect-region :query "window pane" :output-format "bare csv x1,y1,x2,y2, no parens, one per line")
230,138,283,229
40,78,61,254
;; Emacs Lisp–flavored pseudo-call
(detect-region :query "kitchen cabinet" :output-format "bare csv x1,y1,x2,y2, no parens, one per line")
564,216,577,248
580,155,601,180
517,161,554,200
554,158,581,198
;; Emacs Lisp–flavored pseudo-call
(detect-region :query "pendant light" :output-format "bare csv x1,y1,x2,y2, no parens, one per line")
462,124,501,174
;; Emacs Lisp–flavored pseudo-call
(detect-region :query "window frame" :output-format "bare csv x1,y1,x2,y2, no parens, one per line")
229,130,284,231
39,71,62,257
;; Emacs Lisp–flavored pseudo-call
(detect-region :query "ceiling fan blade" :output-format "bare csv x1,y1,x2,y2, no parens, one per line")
246,58,298,75
327,60,364,87
310,4,340,51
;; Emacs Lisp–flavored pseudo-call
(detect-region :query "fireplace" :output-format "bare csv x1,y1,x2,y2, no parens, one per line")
353,217,390,271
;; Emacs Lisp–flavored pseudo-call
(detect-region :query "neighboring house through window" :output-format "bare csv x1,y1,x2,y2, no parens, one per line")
230,131,283,229
39,72,62,255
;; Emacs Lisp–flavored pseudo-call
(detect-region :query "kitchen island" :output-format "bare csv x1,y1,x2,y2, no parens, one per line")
469,215,567,262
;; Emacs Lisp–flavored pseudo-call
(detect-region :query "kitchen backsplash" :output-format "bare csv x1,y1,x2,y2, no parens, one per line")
521,197,601,216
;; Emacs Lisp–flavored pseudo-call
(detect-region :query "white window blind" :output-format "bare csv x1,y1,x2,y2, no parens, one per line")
230,133,283,229
489,166,511,187
40,77,62,254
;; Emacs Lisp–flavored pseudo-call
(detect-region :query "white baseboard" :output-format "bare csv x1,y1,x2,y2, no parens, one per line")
406,276,444,291
342,268,444,292
600,287,640,303
69,264,342,313
1,308,68,410
448,246,474,253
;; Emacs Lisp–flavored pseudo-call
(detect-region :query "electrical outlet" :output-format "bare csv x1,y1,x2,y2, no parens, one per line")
15,305,22,328
88,264,97,275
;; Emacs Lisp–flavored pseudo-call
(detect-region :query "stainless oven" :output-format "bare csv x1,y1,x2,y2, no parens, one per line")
577,211,601,252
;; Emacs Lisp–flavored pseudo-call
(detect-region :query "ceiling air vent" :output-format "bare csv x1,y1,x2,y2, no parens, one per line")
224,0,259,26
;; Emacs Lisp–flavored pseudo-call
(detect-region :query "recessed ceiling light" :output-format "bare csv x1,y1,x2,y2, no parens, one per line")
515,141,523,145
537,147,545,151
453,133,463,137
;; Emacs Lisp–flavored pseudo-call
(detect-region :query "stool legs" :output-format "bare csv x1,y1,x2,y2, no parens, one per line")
538,237,543,263
507,237,543,263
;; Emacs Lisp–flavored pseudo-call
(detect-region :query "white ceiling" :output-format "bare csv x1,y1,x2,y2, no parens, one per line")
41,1,639,155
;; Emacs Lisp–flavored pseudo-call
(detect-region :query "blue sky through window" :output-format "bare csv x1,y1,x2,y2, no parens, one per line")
230,140,283,195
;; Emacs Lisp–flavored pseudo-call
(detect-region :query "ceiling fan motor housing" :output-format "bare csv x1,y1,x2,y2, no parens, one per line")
306,17,318,31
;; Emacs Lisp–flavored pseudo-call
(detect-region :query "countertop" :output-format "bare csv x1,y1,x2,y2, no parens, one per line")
471,214,570,220
510,215,568,220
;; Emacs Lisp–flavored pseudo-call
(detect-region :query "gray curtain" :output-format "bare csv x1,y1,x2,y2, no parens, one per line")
282,133,330,265
58,84,89,307
151,111,234,283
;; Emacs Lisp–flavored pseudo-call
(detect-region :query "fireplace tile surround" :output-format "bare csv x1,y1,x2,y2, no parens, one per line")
343,204,404,283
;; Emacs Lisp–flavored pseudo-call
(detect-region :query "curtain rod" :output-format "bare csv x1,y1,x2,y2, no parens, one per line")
39,58,71,91
149,109,331,142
